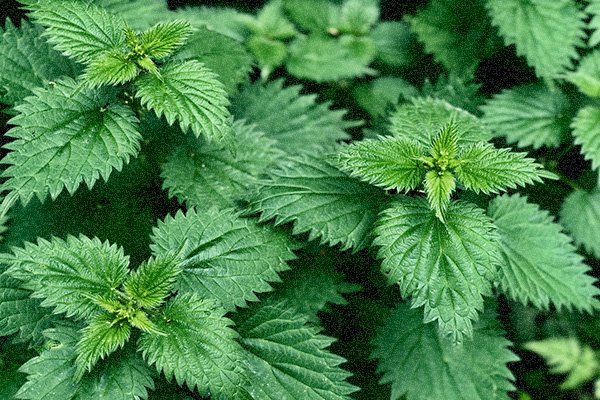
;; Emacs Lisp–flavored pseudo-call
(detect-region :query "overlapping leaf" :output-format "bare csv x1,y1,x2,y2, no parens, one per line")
455,143,549,194
335,137,426,191
161,120,284,208
587,0,600,47
0,20,79,106
486,0,585,80
389,97,491,146
249,152,389,251
7,235,130,320
566,50,600,97
135,60,233,145
26,0,128,63
0,272,58,344
235,300,358,399
525,338,599,389
17,326,154,400
374,197,500,341
571,106,600,171
408,0,500,76
171,28,253,93
489,194,599,311
138,293,248,400
150,207,295,310
1,78,141,206
231,80,355,151
560,188,600,259
286,35,375,82
372,302,517,400
481,83,572,149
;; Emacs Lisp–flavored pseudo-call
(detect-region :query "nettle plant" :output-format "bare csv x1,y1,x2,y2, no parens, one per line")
2,0,600,399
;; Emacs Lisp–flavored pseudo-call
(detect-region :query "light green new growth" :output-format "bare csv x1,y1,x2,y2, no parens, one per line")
525,338,599,389
374,197,500,341
337,118,549,220
74,313,131,380
489,194,599,311
7,235,130,320
372,302,518,400
486,0,585,80
138,293,249,400
567,50,600,97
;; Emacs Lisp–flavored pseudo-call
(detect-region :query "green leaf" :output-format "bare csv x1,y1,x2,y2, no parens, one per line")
0,19,79,106
7,235,130,320
566,50,600,97
75,313,131,380
286,35,375,82
269,253,359,320
424,170,456,221
571,106,600,171
389,97,491,147
138,293,248,400
560,188,600,259
486,0,585,80
246,34,288,76
408,0,500,76
587,0,600,47
248,0,297,40
455,143,549,194
430,121,459,160
123,257,180,310
525,338,599,389
335,137,426,192
283,0,335,33
150,207,295,310
372,302,518,400
489,194,599,311
170,27,253,93
27,0,128,63
371,21,417,68
140,20,192,60
17,325,154,400
173,6,251,42
352,77,418,117
480,83,572,149
1,78,141,206
374,197,500,341
0,272,58,345
134,60,233,145
249,152,389,251
16,326,79,400
82,50,139,89
161,120,284,208
336,0,379,36
76,345,155,400
235,300,358,399
231,79,355,152
421,75,484,114
97,0,169,30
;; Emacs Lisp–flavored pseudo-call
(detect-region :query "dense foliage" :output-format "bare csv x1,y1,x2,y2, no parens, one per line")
1,0,600,399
